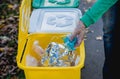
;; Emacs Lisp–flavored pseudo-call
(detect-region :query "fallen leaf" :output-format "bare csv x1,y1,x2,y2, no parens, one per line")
96,36,102,41
8,4,14,9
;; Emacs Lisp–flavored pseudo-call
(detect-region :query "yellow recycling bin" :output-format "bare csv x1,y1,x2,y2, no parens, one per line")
16,0,85,79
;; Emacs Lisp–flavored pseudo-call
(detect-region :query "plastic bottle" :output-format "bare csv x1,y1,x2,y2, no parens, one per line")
32,40,45,57
26,54,39,66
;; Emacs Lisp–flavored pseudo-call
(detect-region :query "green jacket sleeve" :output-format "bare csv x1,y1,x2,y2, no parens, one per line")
80,0,118,28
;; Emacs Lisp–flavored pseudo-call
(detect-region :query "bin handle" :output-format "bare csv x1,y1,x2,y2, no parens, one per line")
17,34,34,63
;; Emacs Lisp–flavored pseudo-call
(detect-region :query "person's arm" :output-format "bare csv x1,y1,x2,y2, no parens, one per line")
81,0,118,28
69,0,118,47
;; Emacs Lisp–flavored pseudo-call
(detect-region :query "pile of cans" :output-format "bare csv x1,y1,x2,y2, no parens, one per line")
41,42,79,67
26,40,80,67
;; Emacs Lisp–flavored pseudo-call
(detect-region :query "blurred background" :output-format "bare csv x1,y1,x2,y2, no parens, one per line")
0,0,104,79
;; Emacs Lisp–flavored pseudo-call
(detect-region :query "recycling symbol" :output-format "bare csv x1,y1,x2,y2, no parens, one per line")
49,0,71,5
47,15,73,27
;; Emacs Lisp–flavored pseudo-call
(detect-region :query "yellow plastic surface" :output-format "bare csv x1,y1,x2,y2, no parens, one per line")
17,0,85,79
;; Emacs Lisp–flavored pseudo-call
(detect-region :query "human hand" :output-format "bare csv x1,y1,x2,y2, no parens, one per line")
70,20,86,47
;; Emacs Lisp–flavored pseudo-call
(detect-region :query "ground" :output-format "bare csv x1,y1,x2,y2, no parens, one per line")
79,0,105,79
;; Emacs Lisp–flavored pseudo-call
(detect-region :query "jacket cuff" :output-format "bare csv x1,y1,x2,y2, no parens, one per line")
80,13,94,28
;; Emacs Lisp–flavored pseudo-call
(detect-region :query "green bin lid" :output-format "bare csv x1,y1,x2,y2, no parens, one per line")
32,0,80,8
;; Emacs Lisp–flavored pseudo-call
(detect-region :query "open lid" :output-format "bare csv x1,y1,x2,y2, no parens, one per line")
32,0,80,8
29,8,82,33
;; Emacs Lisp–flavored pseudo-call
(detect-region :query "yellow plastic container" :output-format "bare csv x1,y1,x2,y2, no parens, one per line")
17,0,85,79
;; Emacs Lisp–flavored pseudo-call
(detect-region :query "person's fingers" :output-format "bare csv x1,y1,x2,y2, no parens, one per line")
75,34,82,47
70,31,77,41
75,29,86,47
75,39,81,47
70,26,82,41
69,20,86,47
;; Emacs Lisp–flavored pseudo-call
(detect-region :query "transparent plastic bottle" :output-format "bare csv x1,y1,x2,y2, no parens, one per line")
26,54,39,66
32,40,45,57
